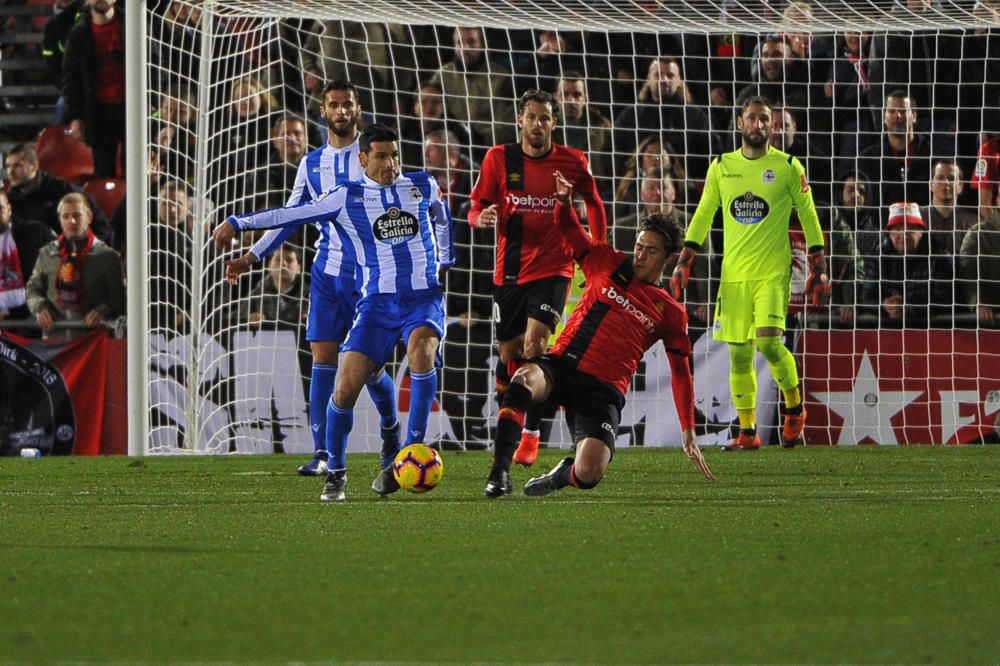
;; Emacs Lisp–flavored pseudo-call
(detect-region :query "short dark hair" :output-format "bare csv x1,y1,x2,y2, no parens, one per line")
518,89,555,115
933,159,963,180
740,95,773,116
359,123,399,153
557,70,586,85
7,142,37,164
638,213,682,254
886,88,910,103
321,79,358,100
271,114,306,135
838,169,871,187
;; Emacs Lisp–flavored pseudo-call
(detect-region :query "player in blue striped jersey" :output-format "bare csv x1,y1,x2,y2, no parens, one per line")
216,123,455,501
221,80,402,478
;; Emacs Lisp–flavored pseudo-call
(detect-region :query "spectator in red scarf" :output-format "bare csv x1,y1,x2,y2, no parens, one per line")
25,193,124,339
0,190,56,325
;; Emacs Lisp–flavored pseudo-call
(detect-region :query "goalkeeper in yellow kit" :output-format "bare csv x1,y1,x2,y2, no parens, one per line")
670,96,830,450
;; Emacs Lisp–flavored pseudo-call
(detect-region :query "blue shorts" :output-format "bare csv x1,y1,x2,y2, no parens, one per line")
342,288,446,368
306,269,359,343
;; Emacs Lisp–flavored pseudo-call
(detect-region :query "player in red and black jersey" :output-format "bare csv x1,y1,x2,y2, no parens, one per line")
484,171,714,498
469,90,608,466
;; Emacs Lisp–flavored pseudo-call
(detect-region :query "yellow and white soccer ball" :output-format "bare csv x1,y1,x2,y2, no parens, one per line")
391,443,444,493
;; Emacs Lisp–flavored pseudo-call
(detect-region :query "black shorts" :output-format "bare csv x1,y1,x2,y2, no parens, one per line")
493,276,571,342
531,353,626,453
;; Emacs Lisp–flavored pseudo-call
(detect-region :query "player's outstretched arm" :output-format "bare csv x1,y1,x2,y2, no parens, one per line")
224,187,346,243
553,170,594,257
666,349,713,480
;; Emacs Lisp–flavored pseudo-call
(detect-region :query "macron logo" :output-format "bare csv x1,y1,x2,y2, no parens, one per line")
602,285,655,332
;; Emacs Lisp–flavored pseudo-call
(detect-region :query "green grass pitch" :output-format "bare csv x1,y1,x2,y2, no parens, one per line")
2,446,999,664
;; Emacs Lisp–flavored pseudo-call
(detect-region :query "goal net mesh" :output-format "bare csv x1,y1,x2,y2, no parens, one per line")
142,0,1000,453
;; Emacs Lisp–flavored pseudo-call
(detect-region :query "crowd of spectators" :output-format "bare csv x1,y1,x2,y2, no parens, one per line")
4,0,1000,341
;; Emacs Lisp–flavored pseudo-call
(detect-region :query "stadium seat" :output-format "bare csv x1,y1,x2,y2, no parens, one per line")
28,0,55,31
83,178,126,220
36,124,94,185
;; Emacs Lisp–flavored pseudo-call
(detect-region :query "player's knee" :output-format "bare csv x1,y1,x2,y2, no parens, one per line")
756,335,787,363
332,387,360,408
311,341,340,365
522,336,547,359
571,460,603,489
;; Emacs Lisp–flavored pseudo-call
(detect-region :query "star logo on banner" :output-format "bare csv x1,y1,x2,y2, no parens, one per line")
812,352,922,445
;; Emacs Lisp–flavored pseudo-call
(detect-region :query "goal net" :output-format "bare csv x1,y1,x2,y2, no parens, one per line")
138,0,1000,454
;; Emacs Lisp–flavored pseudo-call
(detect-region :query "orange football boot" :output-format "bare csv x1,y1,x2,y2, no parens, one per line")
781,408,807,448
722,430,761,451
512,430,540,467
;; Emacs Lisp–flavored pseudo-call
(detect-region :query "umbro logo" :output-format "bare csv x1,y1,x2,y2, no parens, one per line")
722,173,743,179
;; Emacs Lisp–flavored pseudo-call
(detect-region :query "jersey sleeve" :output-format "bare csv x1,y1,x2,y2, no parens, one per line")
661,304,694,430
229,186,346,232
249,227,296,263
429,175,456,269
468,147,502,227
686,157,721,247
555,200,598,260
667,350,696,431
788,156,824,250
574,154,608,243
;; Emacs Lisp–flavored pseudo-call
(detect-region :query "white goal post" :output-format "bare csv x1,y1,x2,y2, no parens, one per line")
128,0,1000,455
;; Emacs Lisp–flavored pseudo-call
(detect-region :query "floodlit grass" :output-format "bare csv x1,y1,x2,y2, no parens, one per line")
2,446,999,664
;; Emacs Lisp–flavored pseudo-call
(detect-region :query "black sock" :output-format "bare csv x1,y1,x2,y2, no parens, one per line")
553,457,575,489
495,358,511,407
524,398,556,435
495,383,532,470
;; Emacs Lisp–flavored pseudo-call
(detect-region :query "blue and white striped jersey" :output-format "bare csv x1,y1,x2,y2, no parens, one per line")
231,171,455,298
249,138,362,280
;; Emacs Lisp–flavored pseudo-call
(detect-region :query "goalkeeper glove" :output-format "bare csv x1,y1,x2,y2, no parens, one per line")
805,247,832,307
669,246,697,301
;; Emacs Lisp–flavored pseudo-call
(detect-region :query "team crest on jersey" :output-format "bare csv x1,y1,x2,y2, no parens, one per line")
762,169,776,183
373,206,419,245
976,158,989,178
410,187,423,202
730,191,770,225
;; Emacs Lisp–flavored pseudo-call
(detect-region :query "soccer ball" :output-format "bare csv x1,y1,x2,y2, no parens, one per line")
391,443,444,493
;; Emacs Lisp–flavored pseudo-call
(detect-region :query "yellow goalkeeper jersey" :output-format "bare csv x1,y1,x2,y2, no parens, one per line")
685,146,823,283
